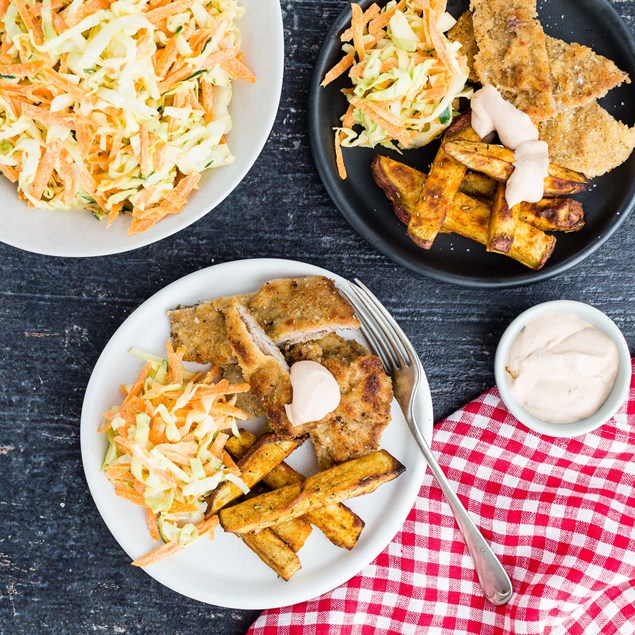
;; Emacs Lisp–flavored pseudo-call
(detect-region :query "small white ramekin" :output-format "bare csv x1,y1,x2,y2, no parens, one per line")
494,300,632,438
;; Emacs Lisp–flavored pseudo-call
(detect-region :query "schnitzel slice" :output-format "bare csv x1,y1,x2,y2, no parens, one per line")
470,0,555,120
538,102,635,178
220,363,265,419
447,12,478,83
545,37,629,113
167,293,254,365
285,334,393,469
248,276,360,345
224,300,319,438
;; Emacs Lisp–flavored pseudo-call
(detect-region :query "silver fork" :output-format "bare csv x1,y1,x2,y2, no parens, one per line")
343,279,513,606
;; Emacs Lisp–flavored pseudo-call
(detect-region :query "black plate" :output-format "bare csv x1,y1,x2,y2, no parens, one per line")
308,0,635,288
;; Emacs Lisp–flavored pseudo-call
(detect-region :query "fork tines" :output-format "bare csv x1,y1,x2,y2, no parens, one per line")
342,280,417,373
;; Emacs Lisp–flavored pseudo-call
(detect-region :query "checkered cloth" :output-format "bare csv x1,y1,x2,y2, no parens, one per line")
248,358,635,635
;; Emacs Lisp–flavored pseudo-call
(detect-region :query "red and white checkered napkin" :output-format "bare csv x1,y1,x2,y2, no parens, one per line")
249,358,635,635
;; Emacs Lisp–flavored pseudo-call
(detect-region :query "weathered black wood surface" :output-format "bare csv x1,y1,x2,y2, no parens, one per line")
0,1,634,633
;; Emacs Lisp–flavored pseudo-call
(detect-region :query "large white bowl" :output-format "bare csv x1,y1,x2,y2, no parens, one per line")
0,0,284,257
494,300,632,438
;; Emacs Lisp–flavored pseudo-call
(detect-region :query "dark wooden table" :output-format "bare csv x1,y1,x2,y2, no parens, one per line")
1,1,633,633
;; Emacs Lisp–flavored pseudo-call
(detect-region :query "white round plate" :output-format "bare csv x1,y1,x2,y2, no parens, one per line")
80,258,433,609
0,1,283,257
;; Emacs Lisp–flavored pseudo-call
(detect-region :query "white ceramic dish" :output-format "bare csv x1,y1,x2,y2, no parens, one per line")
494,300,631,438
0,0,284,257
80,258,433,609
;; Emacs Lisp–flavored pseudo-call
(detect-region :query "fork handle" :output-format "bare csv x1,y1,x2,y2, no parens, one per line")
409,416,513,606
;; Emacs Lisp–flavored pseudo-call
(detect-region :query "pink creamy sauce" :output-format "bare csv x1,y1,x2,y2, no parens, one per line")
284,360,341,426
506,314,619,424
471,85,549,208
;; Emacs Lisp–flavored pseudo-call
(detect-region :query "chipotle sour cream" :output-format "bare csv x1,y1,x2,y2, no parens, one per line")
284,360,341,426
506,314,619,424
471,85,549,208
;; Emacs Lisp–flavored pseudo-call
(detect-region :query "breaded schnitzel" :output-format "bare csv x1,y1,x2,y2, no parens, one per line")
168,293,254,365
225,300,321,438
248,277,360,345
545,37,629,113
539,103,635,178
470,0,555,120
285,334,393,469
220,363,265,420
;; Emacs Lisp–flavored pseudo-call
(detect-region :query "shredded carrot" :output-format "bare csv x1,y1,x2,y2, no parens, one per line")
154,37,178,78
340,3,379,42
139,124,151,175
209,432,230,459
174,172,200,198
0,61,44,76
351,4,366,62
30,142,61,200
131,516,219,567
0,164,18,183
166,340,184,384
221,450,240,475
220,58,256,83
146,0,194,25
146,509,160,541
123,363,152,405
201,80,214,121
335,131,347,180
321,51,355,87
14,0,43,44
152,141,168,172
114,485,146,506
341,103,354,129
427,0,457,74
132,540,182,567
368,0,406,35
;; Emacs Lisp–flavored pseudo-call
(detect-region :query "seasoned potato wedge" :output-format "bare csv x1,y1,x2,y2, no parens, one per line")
241,530,301,581
226,430,365,550
407,113,480,249
460,171,498,199
517,198,584,232
488,183,517,254
372,155,556,270
442,140,589,196
219,450,405,535
205,433,305,518
269,517,313,553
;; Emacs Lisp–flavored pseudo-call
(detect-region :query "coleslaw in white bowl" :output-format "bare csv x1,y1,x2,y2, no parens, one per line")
0,0,283,256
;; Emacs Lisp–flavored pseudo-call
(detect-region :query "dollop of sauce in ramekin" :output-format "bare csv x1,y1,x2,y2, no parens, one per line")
506,314,619,424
